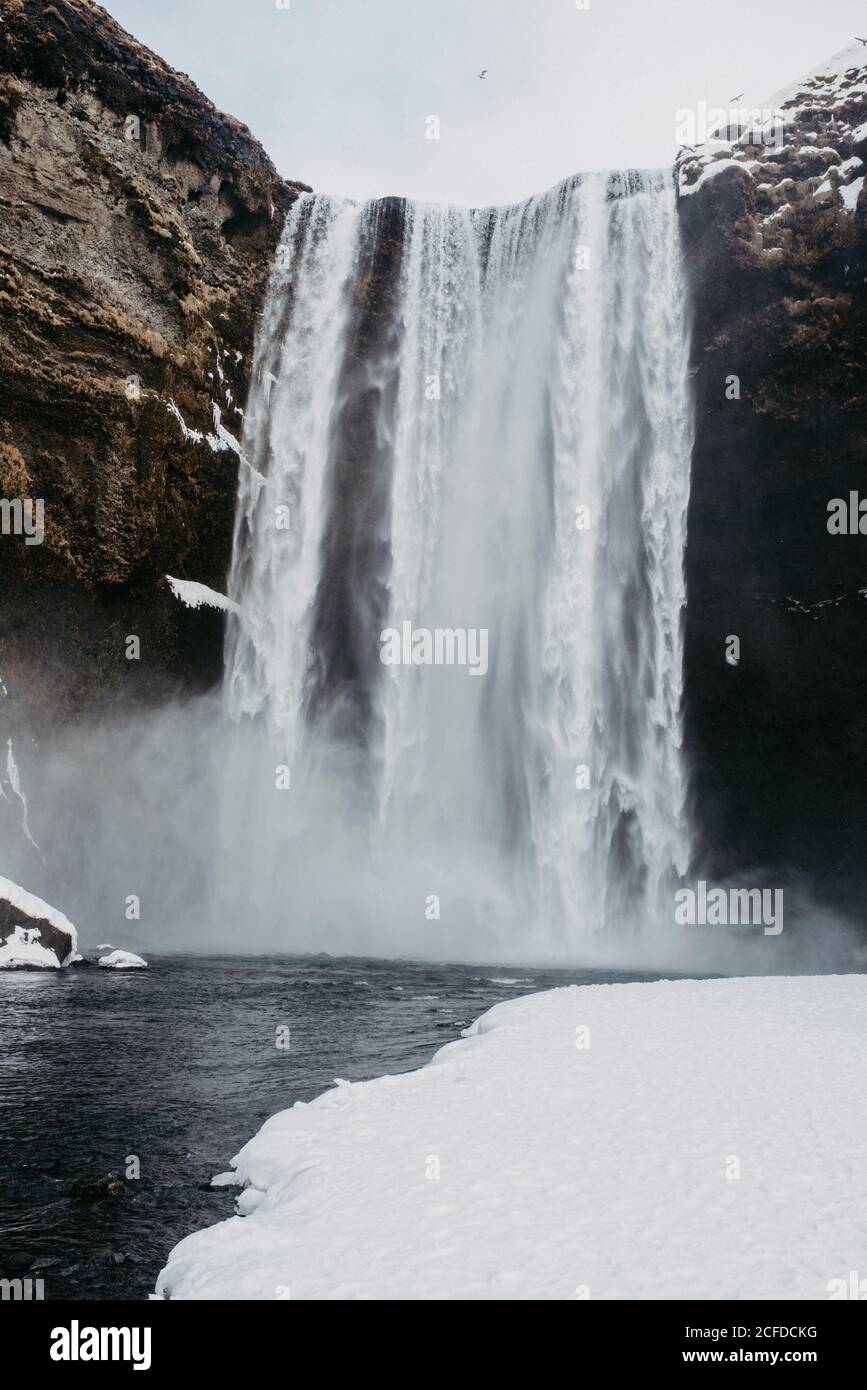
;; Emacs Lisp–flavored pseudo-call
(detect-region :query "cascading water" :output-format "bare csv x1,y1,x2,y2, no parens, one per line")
221,171,693,960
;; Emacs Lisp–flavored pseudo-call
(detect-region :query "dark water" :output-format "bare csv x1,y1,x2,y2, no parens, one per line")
0,954,671,1301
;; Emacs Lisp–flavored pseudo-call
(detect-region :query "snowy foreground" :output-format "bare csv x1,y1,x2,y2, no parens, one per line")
157,976,867,1300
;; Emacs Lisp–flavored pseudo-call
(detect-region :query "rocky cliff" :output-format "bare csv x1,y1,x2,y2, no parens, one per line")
0,0,307,727
677,44,867,913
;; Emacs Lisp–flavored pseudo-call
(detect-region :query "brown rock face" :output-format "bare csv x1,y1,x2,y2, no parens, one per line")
678,47,867,912
0,0,308,728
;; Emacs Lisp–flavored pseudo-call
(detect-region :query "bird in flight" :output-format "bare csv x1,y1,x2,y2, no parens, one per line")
730,92,745,102
479,69,488,79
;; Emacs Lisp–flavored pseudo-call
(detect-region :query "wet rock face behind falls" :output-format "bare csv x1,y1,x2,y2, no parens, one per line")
0,0,307,726
677,45,867,913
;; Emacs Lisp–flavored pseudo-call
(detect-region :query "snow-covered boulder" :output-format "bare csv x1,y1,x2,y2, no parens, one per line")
97,949,148,970
0,876,78,969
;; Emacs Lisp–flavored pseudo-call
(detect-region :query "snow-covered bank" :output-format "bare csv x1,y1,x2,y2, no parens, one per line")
156,975,867,1300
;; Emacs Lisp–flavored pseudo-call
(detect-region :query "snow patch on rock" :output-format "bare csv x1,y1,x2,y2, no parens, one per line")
841,175,864,210
679,158,751,197
165,399,205,445
166,576,240,615
206,404,243,457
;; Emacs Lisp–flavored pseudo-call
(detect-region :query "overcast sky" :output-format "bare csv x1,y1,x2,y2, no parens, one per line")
102,0,864,207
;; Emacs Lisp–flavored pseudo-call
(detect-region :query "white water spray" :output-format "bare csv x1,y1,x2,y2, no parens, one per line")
222,172,693,959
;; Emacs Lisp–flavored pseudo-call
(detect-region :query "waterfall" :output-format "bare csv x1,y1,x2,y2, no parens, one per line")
221,171,693,960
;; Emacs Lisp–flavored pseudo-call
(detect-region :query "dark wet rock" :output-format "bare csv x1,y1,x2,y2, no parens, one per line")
68,1171,126,1201
7,1250,37,1273
678,45,867,915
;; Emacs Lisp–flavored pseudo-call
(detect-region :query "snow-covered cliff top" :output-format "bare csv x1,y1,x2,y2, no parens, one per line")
677,42,867,228
766,41,867,118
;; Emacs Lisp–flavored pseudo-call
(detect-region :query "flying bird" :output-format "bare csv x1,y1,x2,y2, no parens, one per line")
478,69,488,79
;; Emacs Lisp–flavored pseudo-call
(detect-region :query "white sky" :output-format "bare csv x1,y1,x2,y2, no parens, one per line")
102,0,865,207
